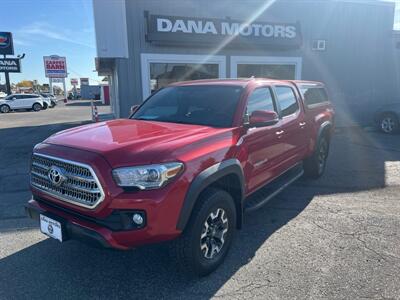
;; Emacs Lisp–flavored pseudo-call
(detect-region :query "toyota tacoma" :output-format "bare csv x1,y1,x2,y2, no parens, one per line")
26,78,334,276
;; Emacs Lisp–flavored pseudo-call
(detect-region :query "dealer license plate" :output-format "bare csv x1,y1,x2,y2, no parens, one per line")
40,214,63,242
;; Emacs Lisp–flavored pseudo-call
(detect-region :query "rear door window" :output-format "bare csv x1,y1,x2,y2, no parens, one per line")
300,86,329,107
274,86,299,117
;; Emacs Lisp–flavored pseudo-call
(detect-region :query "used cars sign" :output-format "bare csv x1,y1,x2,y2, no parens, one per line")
0,58,21,72
146,14,302,48
0,32,14,55
44,55,67,78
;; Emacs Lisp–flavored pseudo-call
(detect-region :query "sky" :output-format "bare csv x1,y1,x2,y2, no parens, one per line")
0,0,101,89
0,0,399,89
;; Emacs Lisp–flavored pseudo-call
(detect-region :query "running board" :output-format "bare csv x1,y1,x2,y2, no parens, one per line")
244,164,304,212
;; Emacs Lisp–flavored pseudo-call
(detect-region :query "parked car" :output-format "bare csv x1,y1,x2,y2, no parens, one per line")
374,103,400,134
25,78,334,276
0,91,7,98
0,93,44,113
40,93,57,108
67,92,81,100
40,95,51,109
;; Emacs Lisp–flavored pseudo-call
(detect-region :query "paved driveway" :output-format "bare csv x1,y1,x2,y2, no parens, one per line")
0,106,399,299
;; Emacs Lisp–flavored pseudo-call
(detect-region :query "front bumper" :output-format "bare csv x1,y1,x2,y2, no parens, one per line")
25,199,177,250
26,202,114,249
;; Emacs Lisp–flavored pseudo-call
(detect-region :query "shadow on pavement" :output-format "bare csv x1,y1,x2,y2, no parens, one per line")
65,100,108,107
300,128,400,194
0,189,314,299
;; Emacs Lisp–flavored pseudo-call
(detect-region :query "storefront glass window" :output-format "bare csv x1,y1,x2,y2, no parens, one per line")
149,63,219,94
394,2,399,31
237,64,296,80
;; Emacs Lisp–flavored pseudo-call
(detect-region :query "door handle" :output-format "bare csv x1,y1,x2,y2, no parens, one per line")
275,130,284,137
299,122,306,127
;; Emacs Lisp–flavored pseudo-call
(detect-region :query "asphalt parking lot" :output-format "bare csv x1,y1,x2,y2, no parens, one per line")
0,105,399,299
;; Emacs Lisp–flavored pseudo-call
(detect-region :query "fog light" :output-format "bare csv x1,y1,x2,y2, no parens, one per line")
132,213,144,225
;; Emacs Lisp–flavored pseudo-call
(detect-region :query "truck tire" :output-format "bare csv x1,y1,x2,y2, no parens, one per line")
304,135,329,179
32,103,42,112
0,104,11,113
379,113,399,134
170,188,236,276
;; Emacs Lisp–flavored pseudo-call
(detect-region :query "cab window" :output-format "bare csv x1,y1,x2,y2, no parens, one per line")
274,86,299,117
246,87,275,116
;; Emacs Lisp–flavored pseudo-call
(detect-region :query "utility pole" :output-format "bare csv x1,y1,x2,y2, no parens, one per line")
0,32,22,94
3,54,11,94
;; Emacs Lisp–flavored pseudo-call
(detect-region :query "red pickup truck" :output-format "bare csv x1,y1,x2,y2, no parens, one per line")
26,78,334,276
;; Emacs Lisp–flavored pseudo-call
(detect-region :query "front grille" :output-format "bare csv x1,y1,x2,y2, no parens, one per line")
30,153,105,209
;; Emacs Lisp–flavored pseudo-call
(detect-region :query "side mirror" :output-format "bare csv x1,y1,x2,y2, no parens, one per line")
247,110,279,128
130,105,139,116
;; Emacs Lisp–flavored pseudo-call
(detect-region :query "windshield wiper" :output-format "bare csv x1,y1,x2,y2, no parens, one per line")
134,117,199,126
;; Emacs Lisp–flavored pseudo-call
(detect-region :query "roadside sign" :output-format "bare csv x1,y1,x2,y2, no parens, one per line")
80,78,89,85
0,58,21,72
70,78,78,85
44,55,67,78
51,78,63,83
0,32,14,55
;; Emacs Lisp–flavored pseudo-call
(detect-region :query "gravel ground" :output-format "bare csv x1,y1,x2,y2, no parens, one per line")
0,105,399,299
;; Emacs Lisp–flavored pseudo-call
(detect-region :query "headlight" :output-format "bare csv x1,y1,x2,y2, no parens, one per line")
112,162,183,190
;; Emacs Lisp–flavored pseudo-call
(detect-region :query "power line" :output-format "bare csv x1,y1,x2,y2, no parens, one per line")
67,67,104,84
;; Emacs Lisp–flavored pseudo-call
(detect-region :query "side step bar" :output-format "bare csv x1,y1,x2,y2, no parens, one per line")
244,164,304,212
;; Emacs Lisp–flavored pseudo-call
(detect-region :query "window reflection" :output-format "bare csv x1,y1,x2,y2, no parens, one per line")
237,64,295,80
150,63,219,94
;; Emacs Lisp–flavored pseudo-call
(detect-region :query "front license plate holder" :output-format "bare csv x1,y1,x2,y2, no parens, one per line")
39,214,64,242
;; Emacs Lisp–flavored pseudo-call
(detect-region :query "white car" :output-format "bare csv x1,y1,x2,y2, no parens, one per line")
40,93,57,108
40,95,51,109
0,94,44,113
0,91,7,99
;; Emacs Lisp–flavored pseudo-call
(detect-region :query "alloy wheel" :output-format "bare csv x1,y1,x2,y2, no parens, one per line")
318,139,328,174
200,208,229,260
0,105,10,113
381,117,395,133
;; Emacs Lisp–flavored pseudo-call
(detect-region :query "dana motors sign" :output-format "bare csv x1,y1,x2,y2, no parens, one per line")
0,58,20,72
44,55,67,78
146,14,302,48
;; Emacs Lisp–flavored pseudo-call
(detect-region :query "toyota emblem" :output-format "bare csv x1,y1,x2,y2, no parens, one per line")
48,224,54,234
48,166,66,186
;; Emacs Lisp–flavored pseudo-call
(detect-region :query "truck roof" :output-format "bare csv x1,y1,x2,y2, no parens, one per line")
169,78,324,87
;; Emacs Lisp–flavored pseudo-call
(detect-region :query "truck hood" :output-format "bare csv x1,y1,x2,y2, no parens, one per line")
44,119,235,167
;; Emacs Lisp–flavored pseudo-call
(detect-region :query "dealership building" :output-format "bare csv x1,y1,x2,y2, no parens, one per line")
93,0,399,126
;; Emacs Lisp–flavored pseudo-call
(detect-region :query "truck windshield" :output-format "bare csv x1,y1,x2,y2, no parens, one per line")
132,85,243,127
